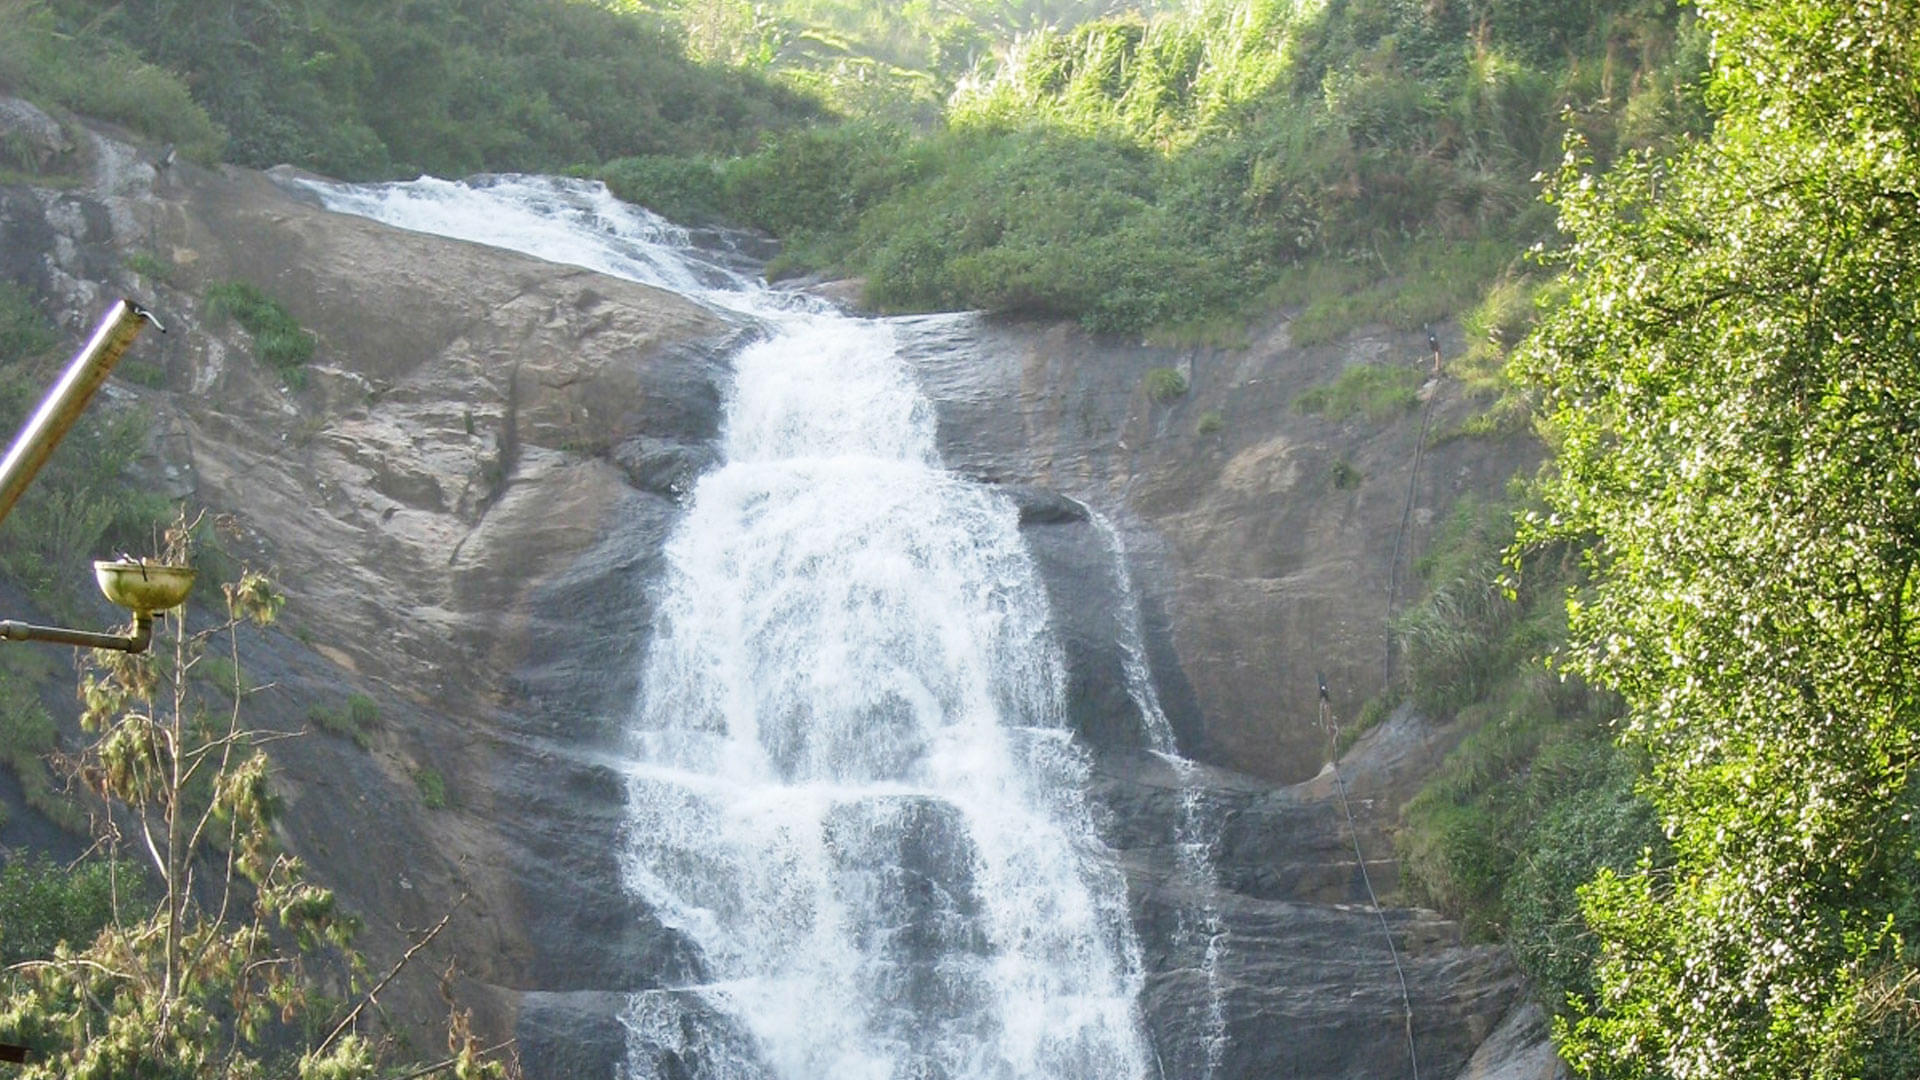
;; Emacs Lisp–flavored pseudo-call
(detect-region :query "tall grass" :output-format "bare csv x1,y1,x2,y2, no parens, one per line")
1390,488,1662,1014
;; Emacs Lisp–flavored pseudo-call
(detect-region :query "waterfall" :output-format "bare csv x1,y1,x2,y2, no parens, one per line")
299,175,1154,1080
1088,513,1228,1080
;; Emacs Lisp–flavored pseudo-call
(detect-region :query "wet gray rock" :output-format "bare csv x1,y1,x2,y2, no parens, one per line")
1089,748,1521,1080
0,97,72,173
1456,1002,1570,1080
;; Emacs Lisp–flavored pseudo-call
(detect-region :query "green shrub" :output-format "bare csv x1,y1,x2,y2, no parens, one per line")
1195,409,1224,435
308,693,378,749
0,855,141,966
1293,362,1423,423
1329,458,1363,490
1143,366,1187,404
123,251,177,286
0,0,225,162
29,0,814,179
1393,485,1659,1011
1502,744,1659,1006
204,281,314,385
412,767,448,810
596,155,728,223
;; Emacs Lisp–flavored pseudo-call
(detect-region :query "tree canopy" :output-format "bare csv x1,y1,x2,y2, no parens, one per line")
1516,0,1920,1074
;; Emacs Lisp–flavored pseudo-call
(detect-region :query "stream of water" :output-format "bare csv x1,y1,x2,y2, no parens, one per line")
299,175,1161,1080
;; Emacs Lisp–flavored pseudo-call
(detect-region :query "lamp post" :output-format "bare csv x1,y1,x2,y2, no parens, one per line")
0,300,193,653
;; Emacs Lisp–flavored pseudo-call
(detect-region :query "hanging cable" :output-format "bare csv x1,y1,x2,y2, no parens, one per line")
1324,698,1421,1080
1383,350,1444,685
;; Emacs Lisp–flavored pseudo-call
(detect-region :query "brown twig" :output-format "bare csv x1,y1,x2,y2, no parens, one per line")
382,1039,518,1080
316,894,469,1057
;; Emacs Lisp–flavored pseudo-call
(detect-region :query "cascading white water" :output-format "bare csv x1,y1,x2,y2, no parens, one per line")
1088,513,1229,1080
299,175,1154,1080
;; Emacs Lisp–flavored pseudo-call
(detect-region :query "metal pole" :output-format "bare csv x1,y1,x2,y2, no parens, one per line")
0,611,154,652
0,300,162,529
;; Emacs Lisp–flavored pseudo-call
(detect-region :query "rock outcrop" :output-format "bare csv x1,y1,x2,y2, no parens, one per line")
0,109,751,1051
0,105,1560,1079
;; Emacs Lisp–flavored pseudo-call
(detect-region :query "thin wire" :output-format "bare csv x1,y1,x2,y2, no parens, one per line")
1383,365,1443,685
1324,699,1422,1080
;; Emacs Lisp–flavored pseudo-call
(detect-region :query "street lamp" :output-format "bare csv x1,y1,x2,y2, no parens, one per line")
0,299,192,653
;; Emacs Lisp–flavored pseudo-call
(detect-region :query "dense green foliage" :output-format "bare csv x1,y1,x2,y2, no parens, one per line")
1509,0,1920,1073
1393,496,1664,1013
0,0,225,163
0,856,137,968
14,0,817,179
605,0,1705,334
12,0,1702,338
649,0,1158,118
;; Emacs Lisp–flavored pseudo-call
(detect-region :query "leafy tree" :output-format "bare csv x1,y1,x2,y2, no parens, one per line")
0,519,510,1079
1516,0,1920,1074
32,0,816,179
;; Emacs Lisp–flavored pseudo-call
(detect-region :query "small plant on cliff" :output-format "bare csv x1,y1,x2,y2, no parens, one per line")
309,692,380,750
205,281,315,387
123,250,178,287
1328,459,1363,490
0,517,514,1078
413,767,449,811
1293,362,1423,424
1142,366,1187,404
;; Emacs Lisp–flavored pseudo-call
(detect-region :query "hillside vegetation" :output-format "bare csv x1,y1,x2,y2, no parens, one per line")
608,0,1709,336
7,0,1920,1075
1386,1,1920,1076
2,0,820,177
6,0,1703,338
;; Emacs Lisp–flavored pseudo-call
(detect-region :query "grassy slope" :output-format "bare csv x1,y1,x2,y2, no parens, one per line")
603,0,1708,341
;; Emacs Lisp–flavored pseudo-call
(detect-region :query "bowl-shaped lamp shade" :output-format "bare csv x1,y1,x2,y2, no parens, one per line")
94,561,195,614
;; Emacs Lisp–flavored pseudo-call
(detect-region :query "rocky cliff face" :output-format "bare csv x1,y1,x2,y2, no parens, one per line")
1,103,752,1053
0,103,1557,1079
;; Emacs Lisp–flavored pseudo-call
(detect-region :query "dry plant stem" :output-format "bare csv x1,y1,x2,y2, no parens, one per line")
162,606,187,1011
187,612,250,944
5,958,133,980
386,1039,517,1080
316,895,469,1056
